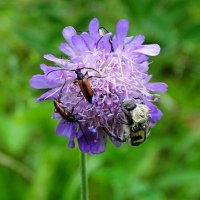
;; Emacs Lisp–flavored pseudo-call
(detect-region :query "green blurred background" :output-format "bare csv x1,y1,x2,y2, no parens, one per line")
1,0,200,199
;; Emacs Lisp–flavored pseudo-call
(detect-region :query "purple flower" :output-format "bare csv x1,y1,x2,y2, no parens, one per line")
30,18,167,154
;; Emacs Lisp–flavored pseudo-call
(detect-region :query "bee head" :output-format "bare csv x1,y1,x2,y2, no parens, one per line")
122,100,136,111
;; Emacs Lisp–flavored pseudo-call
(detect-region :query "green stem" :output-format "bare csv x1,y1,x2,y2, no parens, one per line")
80,152,88,200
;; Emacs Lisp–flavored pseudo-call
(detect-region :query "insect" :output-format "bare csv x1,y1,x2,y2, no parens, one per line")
104,100,151,146
73,69,93,104
54,98,78,122
47,67,101,104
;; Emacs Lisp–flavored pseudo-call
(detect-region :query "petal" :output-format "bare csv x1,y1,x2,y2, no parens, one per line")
55,119,78,148
56,119,72,137
59,43,76,57
29,75,58,89
136,61,149,72
135,55,148,63
68,129,77,148
77,127,106,154
116,19,129,49
43,54,69,66
81,32,95,50
53,112,61,119
147,82,168,92
89,18,100,42
72,35,88,52
77,130,90,153
96,33,112,52
40,64,60,74
147,103,163,126
143,74,152,83
62,26,77,46
112,35,118,51
124,36,134,44
36,87,61,102
133,44,160,56
126,35,145,48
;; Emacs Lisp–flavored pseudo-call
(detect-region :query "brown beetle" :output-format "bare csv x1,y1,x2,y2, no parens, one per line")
73,69,93,103
54,98,77,122
47,67,101,104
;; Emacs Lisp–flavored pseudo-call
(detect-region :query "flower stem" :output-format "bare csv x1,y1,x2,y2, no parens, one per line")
80,152,88,200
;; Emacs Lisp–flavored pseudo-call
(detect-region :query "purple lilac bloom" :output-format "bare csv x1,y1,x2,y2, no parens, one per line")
30,18,167,154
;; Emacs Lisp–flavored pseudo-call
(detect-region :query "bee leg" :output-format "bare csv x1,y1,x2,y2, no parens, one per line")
116,118,129,125
102,127,126,143
108,108,129,125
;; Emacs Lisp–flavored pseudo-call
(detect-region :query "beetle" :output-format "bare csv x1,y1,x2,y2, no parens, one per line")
47,67,101,104
73,69,93,103
54,98,77,122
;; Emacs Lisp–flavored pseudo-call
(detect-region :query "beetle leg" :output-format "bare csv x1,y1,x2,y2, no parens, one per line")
77,91,82,97
73,80,78,85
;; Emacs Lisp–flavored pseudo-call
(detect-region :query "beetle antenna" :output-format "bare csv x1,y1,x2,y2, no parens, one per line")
46,68,75,76
46,67,100,76
99,26,109,33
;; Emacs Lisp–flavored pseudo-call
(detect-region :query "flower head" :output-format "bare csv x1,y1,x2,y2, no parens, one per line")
30,18,167,154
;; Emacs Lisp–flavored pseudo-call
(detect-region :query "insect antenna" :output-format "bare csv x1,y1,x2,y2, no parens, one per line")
46,67,100,76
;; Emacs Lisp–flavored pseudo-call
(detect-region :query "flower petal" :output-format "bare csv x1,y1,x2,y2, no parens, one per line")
147,103,163,126
40,64,60,74
43,54,70,66
77,128,106,154
81,32,95,50
29,75,58,89
126,35,145,48
133,44,160,56
96,33,112,52
135,55,148,63
68,129,77,148
147,82,168,92
36,87,60,102
115,19,129,50
62,26,77,46
56,119,72,137
59,43,76,57
53,112,61,119
136,61,149,72
89,18,100,42
72,35,88,52
56,120,78,148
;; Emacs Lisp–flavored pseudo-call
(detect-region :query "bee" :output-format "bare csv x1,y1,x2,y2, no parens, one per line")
104,100,151,146
121,100,151,146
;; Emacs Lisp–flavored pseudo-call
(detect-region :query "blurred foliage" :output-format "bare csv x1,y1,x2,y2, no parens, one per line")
0,0,200,199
